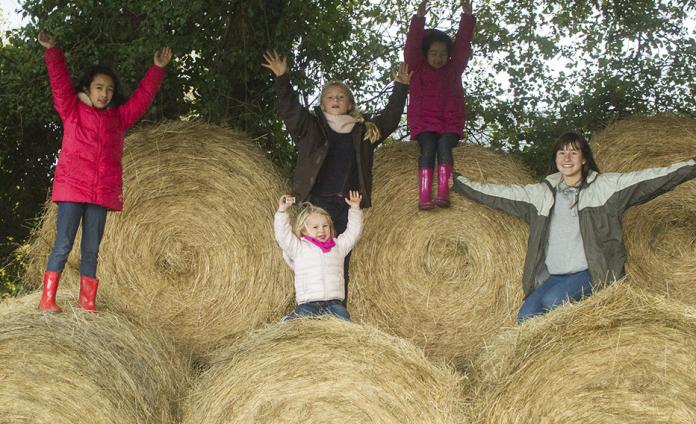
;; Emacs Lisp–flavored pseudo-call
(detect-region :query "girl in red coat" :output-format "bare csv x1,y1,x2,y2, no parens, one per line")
37,30,172,312
405,0,475,210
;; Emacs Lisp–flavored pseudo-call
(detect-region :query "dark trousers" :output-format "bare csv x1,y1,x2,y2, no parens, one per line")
416,132,459,168
309,194,351,305
46,202,107,278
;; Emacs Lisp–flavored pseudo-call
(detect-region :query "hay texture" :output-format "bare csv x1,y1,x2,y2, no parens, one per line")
0,292,191,424
350,143,533,369
21,121,293,361
470,282,696,423
181,318,468,423
592,115,696,305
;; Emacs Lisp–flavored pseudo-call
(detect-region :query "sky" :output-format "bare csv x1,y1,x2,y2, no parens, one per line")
0,0,27,32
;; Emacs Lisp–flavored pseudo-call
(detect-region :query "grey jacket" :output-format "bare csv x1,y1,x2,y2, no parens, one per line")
453,159,696,297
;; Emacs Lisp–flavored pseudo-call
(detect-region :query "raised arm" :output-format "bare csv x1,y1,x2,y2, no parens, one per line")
368,63,410,147
39,31,79,121
118,47,169,129
336,191,364,255
274,195,303,259
264,51,314,140
404,1,428,68
450,0,476,74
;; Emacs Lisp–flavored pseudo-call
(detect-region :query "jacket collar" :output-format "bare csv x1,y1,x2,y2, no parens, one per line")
544,170,599,188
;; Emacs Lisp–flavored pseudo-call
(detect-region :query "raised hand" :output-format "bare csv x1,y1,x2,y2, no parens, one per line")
394,62,413,85
154,47,173,68
416,0,428,17
461,0,473,15
345,190,363,209
278,194,296,212
262,50,288,77
37,30,56,49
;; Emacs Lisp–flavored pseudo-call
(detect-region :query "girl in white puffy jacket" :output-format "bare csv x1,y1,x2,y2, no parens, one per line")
274,191,363,321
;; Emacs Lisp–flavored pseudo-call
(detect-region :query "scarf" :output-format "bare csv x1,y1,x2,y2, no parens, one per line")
323,111,357,134
303,235,336,253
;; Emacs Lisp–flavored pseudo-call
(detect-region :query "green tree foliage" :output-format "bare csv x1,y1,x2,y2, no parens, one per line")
1,0,694,296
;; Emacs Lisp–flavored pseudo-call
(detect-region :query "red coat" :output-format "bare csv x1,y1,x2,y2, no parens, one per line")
404,14,475,139
45,47,165,211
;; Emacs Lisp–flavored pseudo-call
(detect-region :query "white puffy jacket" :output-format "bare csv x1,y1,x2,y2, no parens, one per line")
274,208,363,304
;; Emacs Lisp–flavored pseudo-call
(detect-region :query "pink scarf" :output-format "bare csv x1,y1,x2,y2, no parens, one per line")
303,235,336,253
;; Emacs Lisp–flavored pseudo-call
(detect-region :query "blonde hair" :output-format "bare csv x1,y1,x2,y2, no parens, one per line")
293,203,336,238
320,81,381,144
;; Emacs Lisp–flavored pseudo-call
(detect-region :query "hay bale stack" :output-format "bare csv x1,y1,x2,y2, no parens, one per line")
470,282,696,423
350,143,533,370
0,292,191,424
22,121,293,360
181,318,468,423
592,115,696,305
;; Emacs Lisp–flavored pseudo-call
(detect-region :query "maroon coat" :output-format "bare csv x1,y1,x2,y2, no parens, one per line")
45,47,165,211
404,14,475,139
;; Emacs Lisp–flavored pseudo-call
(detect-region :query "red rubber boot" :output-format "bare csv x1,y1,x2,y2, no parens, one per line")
39,270,63,313
78,276,99,312
434,163,453,208
419,168,435,210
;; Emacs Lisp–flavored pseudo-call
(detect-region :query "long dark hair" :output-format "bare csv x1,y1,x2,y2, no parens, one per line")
76,65,127,107
421,29,453,57
549,132,600,184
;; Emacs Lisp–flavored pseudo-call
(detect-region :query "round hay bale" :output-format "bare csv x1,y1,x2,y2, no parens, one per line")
0,292,191,424
350,142,533,370
181,318,468,423
470,281,696,423
21,121,293,361
592,115,696,305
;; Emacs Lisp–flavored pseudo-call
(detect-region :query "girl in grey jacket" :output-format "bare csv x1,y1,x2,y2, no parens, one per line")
454,132,696,322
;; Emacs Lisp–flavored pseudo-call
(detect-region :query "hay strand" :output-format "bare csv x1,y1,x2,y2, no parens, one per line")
181,318,469,423
350,142,533,370
592,115,696,305
0,292,191,423
470,281,696,423
21,121,293,361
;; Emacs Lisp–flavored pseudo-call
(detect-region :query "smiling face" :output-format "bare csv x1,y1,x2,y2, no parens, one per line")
555,144,586,186
302,212,332,242
86,73,114,109
320,85,352,116
426,41,449,69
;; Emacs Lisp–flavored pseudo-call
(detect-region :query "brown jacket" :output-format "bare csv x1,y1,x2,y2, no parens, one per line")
275,73,408,208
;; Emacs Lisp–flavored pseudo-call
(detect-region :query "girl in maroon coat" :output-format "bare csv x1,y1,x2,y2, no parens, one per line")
405,0,475,210
37,30,172,313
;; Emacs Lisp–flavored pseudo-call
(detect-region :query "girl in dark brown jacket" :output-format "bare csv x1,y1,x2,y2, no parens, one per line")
262,50,410,304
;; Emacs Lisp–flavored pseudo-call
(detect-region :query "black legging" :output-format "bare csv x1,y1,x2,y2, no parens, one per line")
416,131,459,168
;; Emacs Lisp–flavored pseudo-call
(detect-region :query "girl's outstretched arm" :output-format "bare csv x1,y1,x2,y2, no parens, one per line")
404,1,427,68
265,51,313,141
40,30,79,122
274,194,302,258
118,47,169,129
453,172,540,222
154,47,173,68
368,63,410,147
450,1,476,74
337,191,364,255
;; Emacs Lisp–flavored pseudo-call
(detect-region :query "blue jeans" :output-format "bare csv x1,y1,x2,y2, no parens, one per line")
518,270,593,323
416,132,459,168
283,300,351,321
46,202,107,278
